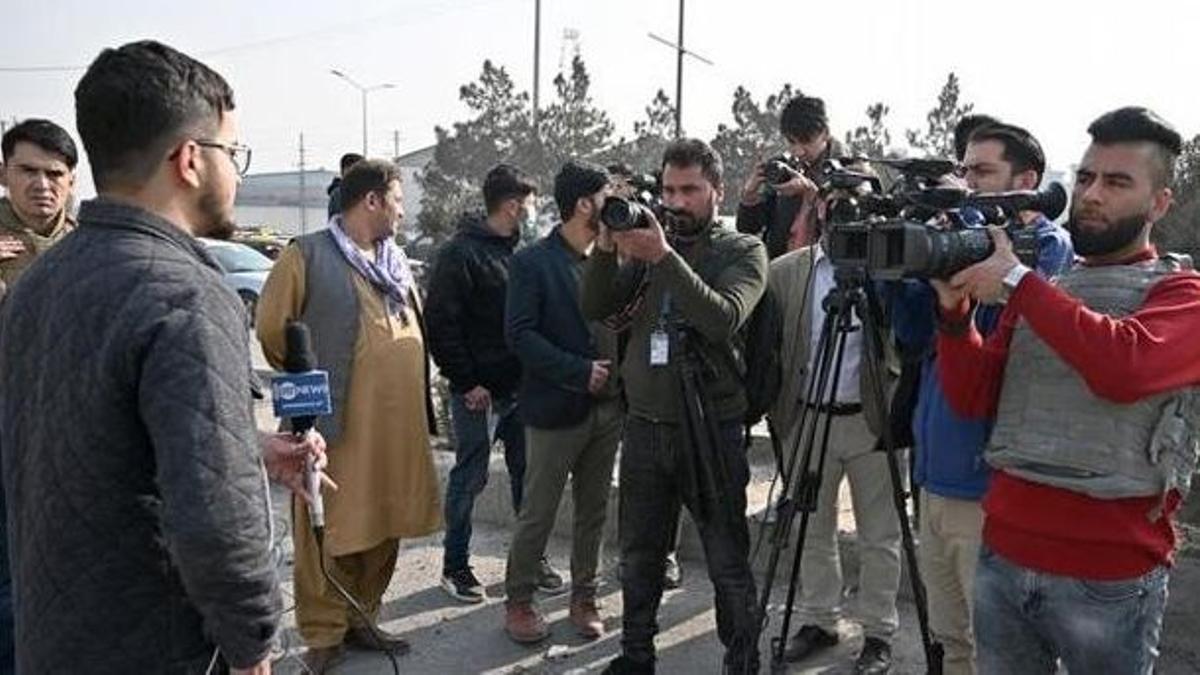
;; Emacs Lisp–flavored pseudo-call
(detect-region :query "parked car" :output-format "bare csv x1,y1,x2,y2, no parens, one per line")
233,228,290,260
201,238,274,326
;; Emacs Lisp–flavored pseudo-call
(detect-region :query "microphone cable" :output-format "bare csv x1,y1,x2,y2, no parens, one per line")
294,496,402,675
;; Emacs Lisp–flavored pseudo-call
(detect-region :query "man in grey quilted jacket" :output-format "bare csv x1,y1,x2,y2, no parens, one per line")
0,40,319,674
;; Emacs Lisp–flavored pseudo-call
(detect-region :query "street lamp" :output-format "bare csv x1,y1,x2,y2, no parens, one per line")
329,69,396,157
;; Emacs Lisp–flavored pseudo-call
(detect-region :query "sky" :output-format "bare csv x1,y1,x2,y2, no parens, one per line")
2,0,1199,198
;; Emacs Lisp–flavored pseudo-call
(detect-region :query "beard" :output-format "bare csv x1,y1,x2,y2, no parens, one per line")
1066,208,1148,257
196,188,237,240
666,203,715,236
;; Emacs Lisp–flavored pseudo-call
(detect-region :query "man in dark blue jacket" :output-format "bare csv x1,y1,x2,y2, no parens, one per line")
427,163,564,602
501,160,622,644
890,120,1073,675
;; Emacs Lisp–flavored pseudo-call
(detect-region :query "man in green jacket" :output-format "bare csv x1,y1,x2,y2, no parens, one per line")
583,138,768,674
0,118,78,303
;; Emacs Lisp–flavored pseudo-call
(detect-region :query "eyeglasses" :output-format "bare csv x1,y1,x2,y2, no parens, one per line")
194,139,252,177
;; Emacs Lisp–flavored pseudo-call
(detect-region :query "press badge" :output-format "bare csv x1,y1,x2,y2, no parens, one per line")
650,330,670,366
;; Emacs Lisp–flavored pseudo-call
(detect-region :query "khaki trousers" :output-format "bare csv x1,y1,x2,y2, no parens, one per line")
918,491,984,675
797,413,903,639
293,501,400,648
504,399,622,602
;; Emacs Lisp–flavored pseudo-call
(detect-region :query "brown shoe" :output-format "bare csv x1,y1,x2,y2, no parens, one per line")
344,624,411,655
505,600,549,644
300,645,343,674
569,596,604,639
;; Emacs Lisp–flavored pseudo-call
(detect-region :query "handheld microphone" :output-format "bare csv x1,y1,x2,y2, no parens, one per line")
274,321,333,529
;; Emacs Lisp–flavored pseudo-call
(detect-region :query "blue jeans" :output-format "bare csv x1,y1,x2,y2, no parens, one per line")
442,391,525,573
973,545,1168,674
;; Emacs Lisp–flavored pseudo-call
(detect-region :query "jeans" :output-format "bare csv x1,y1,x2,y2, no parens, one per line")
442,391,526,573
973,545,1169,675
618,415,759,672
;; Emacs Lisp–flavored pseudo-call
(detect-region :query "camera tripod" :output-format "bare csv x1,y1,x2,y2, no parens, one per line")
673,324,742,532
753,267,943,674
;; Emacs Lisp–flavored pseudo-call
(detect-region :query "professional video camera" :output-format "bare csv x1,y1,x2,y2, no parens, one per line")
819,157,1068,280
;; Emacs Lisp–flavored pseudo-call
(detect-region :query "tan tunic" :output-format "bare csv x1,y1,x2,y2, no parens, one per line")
258,244,442,556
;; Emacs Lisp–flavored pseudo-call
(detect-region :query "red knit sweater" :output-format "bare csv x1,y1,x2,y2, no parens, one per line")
937,248,1200,579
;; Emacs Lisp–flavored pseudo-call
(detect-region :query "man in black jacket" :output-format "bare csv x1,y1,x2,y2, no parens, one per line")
737,94,843,259
0,40,325,674
427,163,563,602
501,160,621,644
326,152,363,217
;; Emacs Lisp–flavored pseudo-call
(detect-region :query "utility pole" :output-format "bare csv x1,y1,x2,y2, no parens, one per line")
532,0,542,135
330,69,395,157
648,0,713,139
393,129,401,161
675,0,684,139
298,132,308,235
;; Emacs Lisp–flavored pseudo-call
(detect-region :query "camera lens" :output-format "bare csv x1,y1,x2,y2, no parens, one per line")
600,196,648,231
925,228,994,278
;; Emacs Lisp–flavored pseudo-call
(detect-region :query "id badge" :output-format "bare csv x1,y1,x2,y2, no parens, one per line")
650,330,670,366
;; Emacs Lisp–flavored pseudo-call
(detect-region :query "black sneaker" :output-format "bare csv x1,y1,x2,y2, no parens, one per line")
535,557,566,595
663,553,682,590
782,624,838,662
441,567,485,604
854,637,892,675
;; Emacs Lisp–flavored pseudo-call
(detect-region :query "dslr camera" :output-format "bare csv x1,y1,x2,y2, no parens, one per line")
761,154,804,186
599,172,688,232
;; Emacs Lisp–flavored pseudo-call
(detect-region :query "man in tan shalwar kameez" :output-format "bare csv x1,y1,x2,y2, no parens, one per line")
257,159,441,673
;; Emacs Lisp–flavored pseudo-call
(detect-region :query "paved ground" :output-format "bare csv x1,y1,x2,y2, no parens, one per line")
263,499,1200,675
252,342,1200,675
266,506,929,675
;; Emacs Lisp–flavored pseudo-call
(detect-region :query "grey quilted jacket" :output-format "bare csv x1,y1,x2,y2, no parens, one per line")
0,199,281,672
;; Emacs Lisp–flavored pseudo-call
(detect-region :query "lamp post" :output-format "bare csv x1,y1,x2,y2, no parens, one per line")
330,69,395,157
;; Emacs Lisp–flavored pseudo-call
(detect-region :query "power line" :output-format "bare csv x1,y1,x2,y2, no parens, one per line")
0,65,84,73
0,0,518,73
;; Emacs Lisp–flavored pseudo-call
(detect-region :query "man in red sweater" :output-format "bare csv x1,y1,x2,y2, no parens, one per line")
932,106,1200,674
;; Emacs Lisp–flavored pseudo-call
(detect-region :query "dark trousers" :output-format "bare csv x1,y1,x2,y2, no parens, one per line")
618,415,760,671
443,391,526,573
505,399,622,602
0,490,11,675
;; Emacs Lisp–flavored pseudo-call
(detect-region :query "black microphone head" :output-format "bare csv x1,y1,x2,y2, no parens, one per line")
1038,182,1069,221
283,321,317,373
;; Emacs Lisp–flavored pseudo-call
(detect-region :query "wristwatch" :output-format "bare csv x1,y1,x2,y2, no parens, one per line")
1000,264,1031,302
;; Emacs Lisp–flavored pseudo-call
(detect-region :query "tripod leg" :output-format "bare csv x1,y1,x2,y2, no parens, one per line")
857,283,944,675
770,300,856,671
752,294,841,673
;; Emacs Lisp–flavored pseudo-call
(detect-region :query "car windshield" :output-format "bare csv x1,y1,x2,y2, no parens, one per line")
210,243,273,273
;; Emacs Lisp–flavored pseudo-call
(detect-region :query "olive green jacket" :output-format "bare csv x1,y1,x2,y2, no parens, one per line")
0,197,76,293
581,226,768,424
